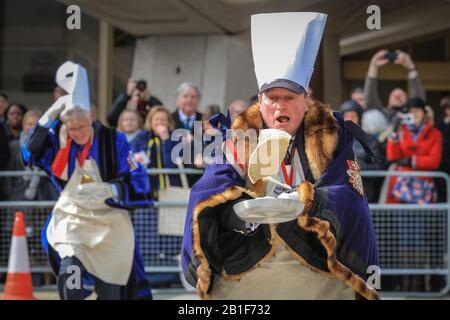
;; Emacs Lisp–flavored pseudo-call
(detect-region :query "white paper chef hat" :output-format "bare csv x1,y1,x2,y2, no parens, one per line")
251,12,327,94
56,61,90,114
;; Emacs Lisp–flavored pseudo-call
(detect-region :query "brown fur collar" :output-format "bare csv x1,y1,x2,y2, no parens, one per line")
231,99,339,182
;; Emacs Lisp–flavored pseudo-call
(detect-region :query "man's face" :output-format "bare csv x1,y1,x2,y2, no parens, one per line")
343,111,360,125
7,105,24,129
388,88,407,108
445,106,450,119
259,87,307,136
23,115,39,134
65,116,93,145
351,92,365,109
177,88,199,116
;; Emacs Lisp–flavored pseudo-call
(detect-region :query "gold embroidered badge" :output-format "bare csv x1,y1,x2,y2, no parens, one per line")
346,159,364,196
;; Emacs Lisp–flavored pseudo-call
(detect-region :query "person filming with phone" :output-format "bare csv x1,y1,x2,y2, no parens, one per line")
364,49,426,136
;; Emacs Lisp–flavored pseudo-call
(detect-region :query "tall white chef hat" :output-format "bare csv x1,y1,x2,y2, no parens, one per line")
56,61,90,115
251,12,327,94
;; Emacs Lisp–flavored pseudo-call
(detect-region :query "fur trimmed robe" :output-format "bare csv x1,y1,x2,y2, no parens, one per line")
181,99,380,300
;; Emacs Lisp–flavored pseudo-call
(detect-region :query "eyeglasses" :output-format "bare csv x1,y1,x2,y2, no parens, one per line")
67,124,90,134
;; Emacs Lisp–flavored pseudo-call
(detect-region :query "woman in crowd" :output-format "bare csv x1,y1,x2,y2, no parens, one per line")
4,103,27,143
142,105,181,196
139,105,183,287
385,97,442,204
384,97,442,292
117,109,148,154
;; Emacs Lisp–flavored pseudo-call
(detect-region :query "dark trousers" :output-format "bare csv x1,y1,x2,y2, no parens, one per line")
57,256,124,300
45,228,153,300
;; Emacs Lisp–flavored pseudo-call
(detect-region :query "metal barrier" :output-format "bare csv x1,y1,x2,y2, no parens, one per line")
0,168,203,276
1,169,449,298
362,170,450,297
0,206,183,274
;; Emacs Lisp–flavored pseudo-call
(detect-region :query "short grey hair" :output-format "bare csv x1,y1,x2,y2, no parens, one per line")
60,106,91,123
176,82,201,99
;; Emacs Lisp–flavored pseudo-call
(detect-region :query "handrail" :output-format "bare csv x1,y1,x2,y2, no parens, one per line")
1,169,448,204
1,169,448,178
361,170,450,204
0,201,187,208
0,168,204,177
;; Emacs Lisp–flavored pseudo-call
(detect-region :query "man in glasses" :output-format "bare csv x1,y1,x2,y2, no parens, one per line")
25,61,152,300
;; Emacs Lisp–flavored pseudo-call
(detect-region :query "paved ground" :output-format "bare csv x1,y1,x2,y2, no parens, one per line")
46,288,199,300
1,285,449,300
0,286,199,300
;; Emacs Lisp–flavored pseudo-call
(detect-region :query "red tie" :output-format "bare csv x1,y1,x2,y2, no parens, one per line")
51,136,72,180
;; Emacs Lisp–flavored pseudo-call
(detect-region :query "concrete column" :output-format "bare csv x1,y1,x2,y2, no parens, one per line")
131,32,257,113
322,33,342,109
98,20,113,125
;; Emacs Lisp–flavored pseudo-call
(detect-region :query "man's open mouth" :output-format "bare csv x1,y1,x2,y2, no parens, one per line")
276,116,290,124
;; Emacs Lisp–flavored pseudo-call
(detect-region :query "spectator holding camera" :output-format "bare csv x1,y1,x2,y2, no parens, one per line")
384,97,442,204
107,78,163,127
364,50,426,137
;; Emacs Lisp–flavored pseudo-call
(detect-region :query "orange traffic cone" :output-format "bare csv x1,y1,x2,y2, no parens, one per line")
1,211,37,300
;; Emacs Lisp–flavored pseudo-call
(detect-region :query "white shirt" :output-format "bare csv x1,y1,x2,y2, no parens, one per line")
178,109,196,130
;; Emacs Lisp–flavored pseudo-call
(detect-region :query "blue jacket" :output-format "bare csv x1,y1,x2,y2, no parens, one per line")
24,120,151,209
127,129,149,154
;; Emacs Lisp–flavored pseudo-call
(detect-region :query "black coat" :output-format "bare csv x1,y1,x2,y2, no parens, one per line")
171,110,203,187
0,123,11,200
0,123,10,170
171,110,203,134
437,120,450,174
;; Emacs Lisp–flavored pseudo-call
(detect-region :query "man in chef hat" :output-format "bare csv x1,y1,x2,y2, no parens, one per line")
181,12,379,300
24,61,153,300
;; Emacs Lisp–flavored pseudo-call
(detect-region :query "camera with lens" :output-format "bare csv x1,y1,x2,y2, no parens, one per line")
136,80,147,92
384,51,398,63
396,104,414,126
